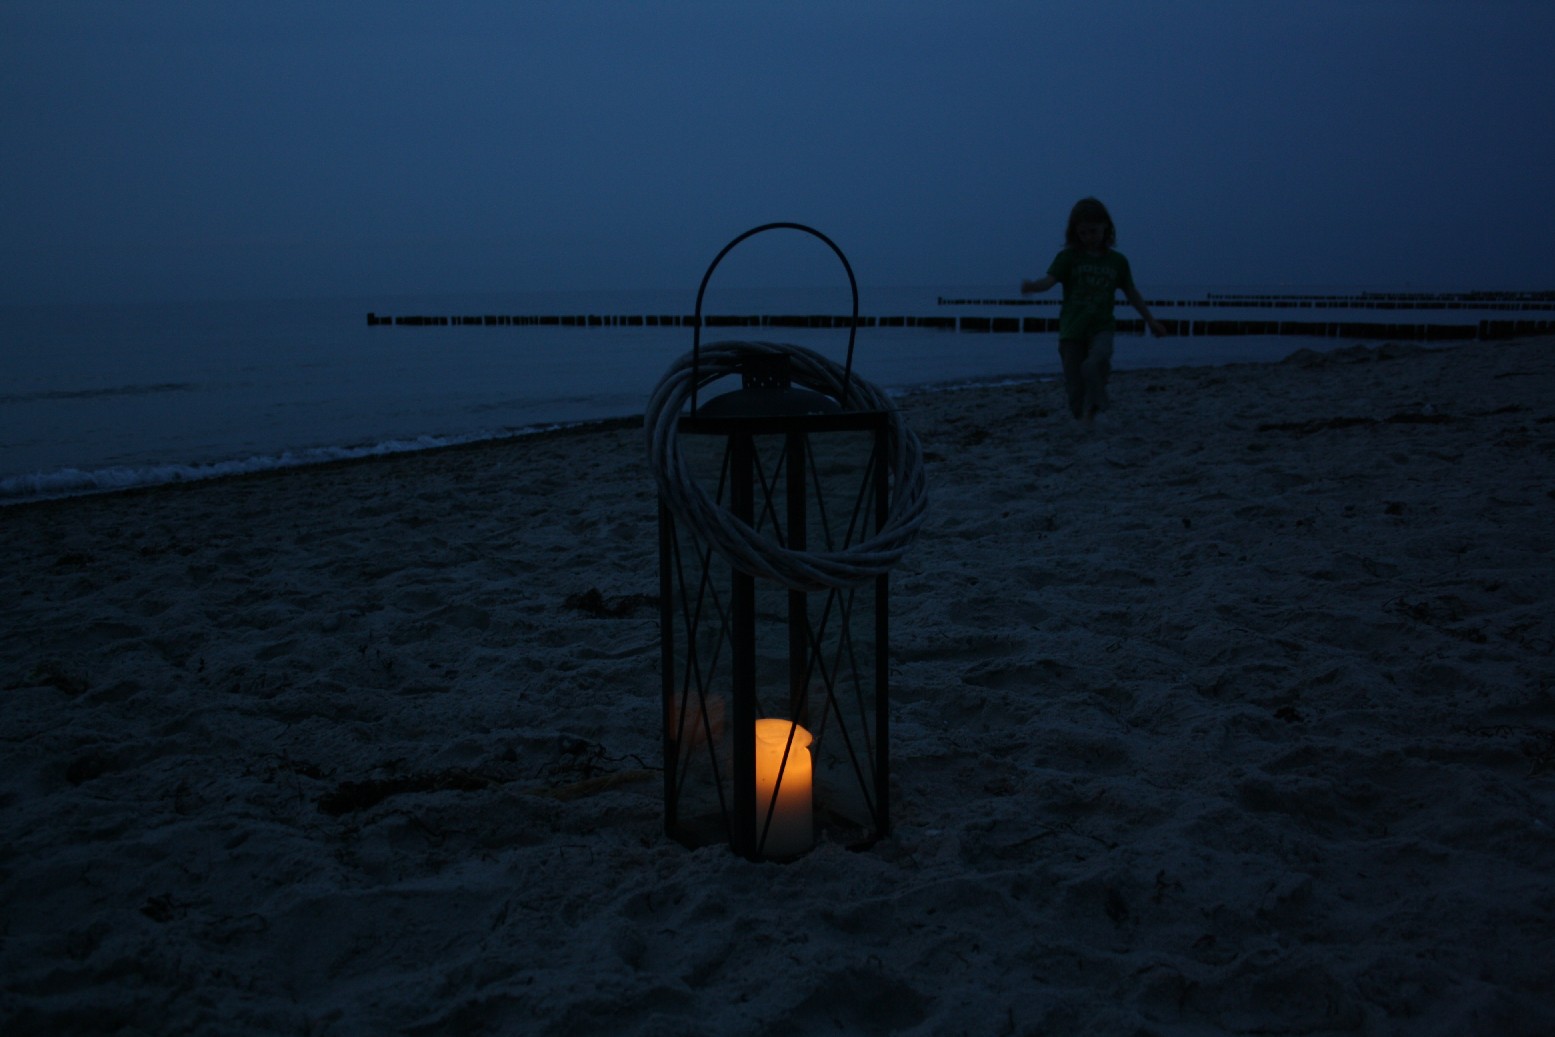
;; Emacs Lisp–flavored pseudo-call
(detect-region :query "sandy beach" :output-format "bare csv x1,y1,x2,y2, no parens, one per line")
3,337,1553,1035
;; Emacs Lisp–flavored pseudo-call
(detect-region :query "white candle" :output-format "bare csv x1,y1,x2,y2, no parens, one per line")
754,719,814,858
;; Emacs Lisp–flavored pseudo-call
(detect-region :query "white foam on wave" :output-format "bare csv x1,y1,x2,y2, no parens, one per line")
0,420,620,506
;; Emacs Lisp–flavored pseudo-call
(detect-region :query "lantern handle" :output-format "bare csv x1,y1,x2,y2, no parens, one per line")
690,222,860,415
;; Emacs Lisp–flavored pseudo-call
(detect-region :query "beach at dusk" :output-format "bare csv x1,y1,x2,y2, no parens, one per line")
4,336,1552,1034
6,1,1555,1031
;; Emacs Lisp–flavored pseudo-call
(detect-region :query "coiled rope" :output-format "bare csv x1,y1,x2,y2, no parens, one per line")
646,339,928,592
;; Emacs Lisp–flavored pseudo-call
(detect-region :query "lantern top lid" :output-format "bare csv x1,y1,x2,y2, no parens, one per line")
696,349,843,420
697,384,842,419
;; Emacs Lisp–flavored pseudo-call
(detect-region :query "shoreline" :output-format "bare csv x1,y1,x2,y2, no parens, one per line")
3,335,1553,1034
0,415,650,514
0,335,1516,511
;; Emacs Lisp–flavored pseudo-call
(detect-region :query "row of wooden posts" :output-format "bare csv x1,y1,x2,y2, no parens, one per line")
940,291,1555,311
365,311,1555,341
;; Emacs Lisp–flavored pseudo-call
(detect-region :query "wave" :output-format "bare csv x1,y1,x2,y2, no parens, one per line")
893,372,1054,395
0,418,637,507
0,382,199,405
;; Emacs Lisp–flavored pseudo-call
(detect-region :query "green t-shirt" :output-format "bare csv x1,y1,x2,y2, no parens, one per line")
1046,248,1136,340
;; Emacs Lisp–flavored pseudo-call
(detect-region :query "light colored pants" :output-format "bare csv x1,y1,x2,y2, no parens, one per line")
1058,330,1114,419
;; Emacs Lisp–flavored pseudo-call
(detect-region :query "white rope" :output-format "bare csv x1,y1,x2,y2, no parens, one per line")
646,341,928,592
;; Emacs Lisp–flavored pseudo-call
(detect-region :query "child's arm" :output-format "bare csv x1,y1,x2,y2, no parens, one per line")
1021,274,1057,294
1123,284,1167,338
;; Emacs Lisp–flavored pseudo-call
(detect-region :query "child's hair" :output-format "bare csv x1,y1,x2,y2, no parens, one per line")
1065,197,1117,249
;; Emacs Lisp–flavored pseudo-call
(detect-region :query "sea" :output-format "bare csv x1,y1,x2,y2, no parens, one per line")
3,284,1549,506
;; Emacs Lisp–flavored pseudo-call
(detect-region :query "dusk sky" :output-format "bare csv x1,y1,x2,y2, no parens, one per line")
4,1,1553,305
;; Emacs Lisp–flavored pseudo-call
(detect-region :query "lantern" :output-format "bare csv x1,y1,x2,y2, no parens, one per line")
646,223,928,860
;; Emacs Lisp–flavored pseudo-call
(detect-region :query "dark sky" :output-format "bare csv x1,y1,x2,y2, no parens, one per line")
4,1,1553,304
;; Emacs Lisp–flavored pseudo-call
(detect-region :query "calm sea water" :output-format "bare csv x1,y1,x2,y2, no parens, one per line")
0,284,1531,504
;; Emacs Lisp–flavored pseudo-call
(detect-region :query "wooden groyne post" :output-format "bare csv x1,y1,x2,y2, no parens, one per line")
365,311,1554,341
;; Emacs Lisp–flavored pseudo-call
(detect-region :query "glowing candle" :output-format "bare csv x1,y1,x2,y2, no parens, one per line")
754,719,814,858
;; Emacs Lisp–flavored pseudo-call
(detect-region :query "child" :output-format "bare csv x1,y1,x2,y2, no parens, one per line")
1022,197,1166,424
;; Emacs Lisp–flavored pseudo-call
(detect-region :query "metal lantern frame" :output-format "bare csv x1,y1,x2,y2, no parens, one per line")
647,222,926,860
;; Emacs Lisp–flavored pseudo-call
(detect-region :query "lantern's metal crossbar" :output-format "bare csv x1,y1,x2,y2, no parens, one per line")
779,439,883,822
663,417,889,854
665,464,734,827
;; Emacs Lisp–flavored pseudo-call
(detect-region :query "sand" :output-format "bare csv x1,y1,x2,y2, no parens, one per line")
3,337,1553,1035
